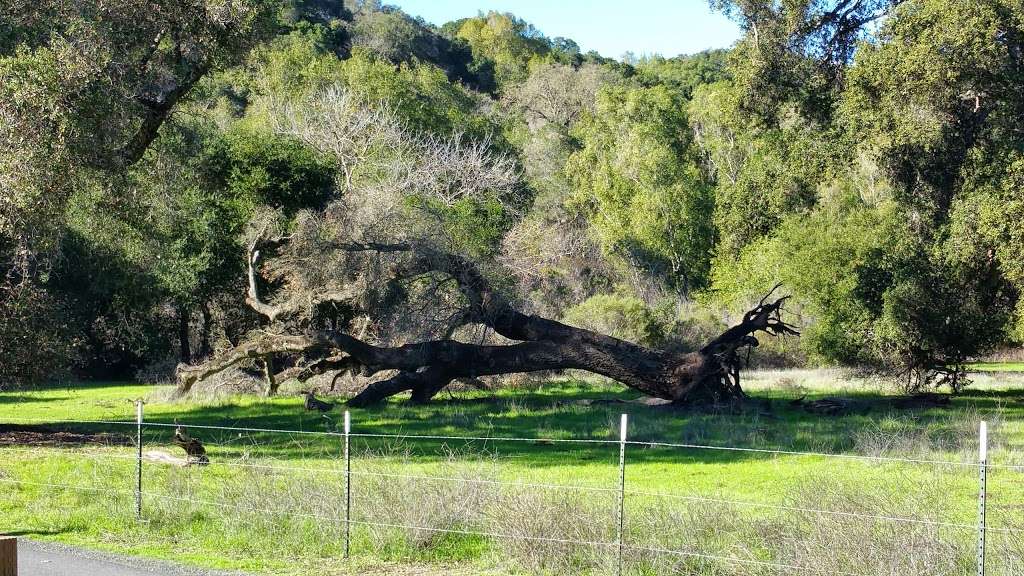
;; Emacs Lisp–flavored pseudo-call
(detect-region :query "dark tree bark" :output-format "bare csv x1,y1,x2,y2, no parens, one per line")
177,293,797,406
198,301,213,360
177,304,192,364
261,354,278,396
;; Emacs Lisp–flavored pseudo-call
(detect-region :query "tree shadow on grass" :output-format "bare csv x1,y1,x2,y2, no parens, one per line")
111,389,1021,470
2,528,72,537
0,394,70,405
6,381,1019,470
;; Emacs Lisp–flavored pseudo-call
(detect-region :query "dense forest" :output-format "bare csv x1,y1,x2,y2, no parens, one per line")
1,0,1022,399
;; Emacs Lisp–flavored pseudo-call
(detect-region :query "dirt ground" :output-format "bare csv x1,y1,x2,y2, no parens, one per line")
0,425,131,447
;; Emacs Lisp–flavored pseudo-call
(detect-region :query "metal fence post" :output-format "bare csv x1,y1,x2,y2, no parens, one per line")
135,400,144,519
616,413,628,576
343,410,352,559
977,420,988,576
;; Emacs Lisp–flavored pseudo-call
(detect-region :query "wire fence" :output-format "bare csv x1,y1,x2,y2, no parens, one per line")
0,409,1018,576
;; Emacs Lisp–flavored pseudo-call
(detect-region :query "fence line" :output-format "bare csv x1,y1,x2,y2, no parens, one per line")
6,445,1017,534
0,445,620,493
347,469,620,493
0,474,873,576
5,416,1013,468
134,481,880,569
0,474,872,576
0,415,1004,575
0,476,137,498
625,440,986,468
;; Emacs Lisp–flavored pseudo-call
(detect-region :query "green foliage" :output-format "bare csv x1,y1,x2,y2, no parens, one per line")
51,230,176,378
0,283,82,385
563,293,668,346
976,159,1024,340
711,197,893,365
635,49,730,99
45,104,338,376
3,0,1024,389
688,79,847,255
842,0,1024,219
710,0,898,121
714,184,1015,384
202,126,336,217
347,6,487,90
0,0,283,380
336,50,494,139
229,25,348,104
702,0,1024,387
406,195,511,258
451,12,551,90
0,0,279,238
279,0,352,30
568,85,716,292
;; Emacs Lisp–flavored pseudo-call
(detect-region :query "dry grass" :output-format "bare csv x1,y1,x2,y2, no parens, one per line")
624,471,972,576
121,443,994,576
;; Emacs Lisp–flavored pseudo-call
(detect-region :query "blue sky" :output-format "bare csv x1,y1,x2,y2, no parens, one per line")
386,0,742,60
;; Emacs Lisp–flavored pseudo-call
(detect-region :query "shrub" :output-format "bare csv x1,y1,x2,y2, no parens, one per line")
562,293,669,347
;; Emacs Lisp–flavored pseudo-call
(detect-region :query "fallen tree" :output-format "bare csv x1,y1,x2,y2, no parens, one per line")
177,237,797,405
175,87,798,405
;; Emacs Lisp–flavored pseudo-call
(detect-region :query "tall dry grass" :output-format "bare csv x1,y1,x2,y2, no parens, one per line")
125,440,1007,576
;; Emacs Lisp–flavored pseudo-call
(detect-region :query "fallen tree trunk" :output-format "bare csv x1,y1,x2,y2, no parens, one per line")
178,287,797,406
176,237,797,405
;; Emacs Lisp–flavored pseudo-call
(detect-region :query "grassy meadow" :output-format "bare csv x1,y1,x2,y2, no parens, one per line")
2,369,1024,575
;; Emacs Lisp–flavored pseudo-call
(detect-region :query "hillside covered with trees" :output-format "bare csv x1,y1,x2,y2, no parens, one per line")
1,0,1022,400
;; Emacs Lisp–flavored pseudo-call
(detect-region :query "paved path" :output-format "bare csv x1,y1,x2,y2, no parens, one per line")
16,540,247,576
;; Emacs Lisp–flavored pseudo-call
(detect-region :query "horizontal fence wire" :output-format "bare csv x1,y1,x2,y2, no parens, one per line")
3,417,1012,468
624,440,988,468
0,476,873,576
3,444,1020,535
4,472,981,575
346,468,620,493
0,476,137,498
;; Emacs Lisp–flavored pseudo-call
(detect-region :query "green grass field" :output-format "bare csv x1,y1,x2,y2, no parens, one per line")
2,369,1024,575
966,362,1024,373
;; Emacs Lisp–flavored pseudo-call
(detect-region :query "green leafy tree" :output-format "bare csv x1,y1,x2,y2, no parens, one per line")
689,79,845,256
635,50,730,99
0,0,279,383
705,0,1024,388
450,12,551,90
568,85,715,293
